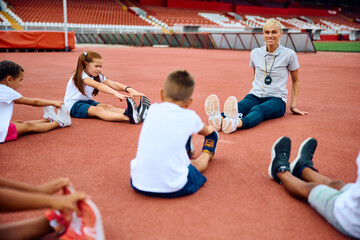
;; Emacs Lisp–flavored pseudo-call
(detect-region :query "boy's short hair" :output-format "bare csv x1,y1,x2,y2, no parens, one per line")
164,70,195,102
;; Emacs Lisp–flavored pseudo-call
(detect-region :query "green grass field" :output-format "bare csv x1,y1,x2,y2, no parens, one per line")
313,41,360,52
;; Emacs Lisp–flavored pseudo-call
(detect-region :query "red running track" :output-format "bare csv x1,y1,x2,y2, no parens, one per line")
0,46,359,240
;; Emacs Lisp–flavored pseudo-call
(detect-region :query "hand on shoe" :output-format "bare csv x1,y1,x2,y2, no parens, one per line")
50,192,87,214
52,101,64,108
128,88,144,99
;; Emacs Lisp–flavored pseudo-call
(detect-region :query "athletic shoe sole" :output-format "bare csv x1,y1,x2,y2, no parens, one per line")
43,106,56,122
138,96,150,123
223,96,238,119
62,187,105,240
186,135,194,158
55,105,71,127
268,136,291,181
205,94,221,131
59,105,71,127
126,98,140,124
222,96,239,134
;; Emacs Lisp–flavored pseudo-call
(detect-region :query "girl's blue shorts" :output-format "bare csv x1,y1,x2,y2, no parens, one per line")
70,100,99,118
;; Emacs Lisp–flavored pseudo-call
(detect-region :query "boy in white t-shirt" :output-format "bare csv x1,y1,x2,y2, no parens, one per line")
130,70,219,198
268,136,360,239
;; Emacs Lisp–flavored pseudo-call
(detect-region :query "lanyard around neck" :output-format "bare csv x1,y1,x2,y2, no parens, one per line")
264,54,276,77
262,54,276,89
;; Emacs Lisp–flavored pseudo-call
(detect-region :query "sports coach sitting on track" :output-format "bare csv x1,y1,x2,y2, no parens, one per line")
205,18,308,134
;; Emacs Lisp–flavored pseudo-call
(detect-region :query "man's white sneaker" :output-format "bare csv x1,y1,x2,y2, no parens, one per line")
205,94,222,131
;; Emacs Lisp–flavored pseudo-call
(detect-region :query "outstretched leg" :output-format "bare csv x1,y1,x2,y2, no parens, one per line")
301,168,345,190
268,136,318,200
277,172,317,199
290,137,346,190
13,121,60,137
240,96,285,130
87,105,128,121
0,216,54,240
269,137,346,199
87,98,139,124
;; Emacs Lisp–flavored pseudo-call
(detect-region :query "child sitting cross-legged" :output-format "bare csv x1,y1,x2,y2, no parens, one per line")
130,70,219,198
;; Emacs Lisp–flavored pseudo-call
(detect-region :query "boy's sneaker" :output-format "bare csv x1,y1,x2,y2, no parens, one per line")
124,98,140,124
290,137,318,180
186,135,194,158
43,106,56,122
268,136,291,184
55,105,71,127
61,186,105,240
137,96,151,123
222,96,240,134
202,131,219,158
205,94,222,131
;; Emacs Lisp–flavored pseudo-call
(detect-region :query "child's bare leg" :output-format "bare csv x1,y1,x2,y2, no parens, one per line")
87,106,128,122
98,103,125,114
0,216,53,240
191,152,211,173
301,168,346,190
12,119,49,124
14,121,60,137
278,171,317,200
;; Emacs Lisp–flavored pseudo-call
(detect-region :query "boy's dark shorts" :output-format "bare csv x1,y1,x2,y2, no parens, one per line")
131,164,207,198
70,100,99,118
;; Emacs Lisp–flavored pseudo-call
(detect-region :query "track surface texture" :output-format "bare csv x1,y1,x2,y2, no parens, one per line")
0,46,359,240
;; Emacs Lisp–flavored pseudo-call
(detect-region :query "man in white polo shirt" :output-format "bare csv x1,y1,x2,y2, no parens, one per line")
205,18,308,134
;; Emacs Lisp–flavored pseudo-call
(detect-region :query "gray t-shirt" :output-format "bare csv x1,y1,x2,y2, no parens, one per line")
249,44,300,103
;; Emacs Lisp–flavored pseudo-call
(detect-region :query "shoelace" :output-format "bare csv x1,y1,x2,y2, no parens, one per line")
204,139,214,148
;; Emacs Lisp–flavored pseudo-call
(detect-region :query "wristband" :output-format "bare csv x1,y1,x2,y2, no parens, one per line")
289,106,296,109
125,86,131,93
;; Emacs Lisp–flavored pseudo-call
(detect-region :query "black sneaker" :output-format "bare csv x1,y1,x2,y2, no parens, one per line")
268,136,291,184
202,131,219,158
185,135,194,158
124,98,139,124
137,96,150,123
290,138,318,180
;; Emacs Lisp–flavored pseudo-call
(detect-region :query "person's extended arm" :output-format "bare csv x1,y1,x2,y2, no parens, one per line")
0,188,86,213
13,97,63,108
198,124,216,136
290,69,308,115
104,79,144,98
0,177,70,195
83,77,126,101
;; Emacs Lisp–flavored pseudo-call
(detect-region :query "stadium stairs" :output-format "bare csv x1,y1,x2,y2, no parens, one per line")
0,10,22,30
